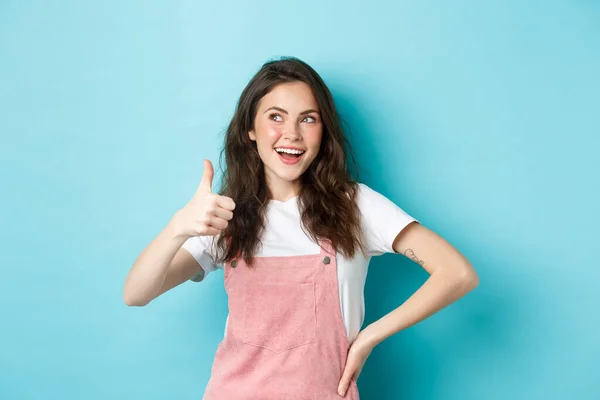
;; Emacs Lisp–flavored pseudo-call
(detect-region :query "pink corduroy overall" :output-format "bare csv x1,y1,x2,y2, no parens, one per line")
202,239,360,400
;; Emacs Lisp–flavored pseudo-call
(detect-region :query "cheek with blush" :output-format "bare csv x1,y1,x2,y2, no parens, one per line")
267,125,285,138
305,129,323,153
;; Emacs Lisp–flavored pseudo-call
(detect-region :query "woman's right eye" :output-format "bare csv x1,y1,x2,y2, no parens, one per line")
269,113,283,122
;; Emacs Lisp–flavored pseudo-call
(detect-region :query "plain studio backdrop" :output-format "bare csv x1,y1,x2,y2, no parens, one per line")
1,1,598,399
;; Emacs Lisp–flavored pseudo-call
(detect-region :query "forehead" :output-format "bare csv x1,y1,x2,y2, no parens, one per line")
258,81,319,111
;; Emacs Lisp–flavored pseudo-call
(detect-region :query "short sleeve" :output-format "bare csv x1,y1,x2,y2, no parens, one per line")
357,183,418,256
181,235,222,281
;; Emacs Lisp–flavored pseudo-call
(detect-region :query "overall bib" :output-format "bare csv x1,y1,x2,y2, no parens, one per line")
202,239,360,399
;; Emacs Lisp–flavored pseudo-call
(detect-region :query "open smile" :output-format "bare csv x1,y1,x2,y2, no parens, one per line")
274,147,305,165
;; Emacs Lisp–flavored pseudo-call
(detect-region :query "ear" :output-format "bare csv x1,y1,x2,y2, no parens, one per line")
249,130,256,141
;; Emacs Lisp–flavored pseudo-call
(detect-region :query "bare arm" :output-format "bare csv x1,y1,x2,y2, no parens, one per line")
123,221,204,306
338,221,480,396
123,159,234,307
361,221,480,346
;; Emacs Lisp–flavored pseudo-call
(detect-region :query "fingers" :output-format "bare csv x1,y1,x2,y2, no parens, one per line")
203,196,234,220
215,194,236,211
193,160,235,212
200,225,221,236
183,158,236,237
337,367,356,397
211,206,234,221
206,217,228,230
196,159,214,195
203,200,233,230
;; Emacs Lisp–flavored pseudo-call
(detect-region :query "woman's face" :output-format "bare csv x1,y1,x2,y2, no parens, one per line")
249,81,323,195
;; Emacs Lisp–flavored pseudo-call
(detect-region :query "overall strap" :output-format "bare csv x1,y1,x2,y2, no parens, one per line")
318,238,335,257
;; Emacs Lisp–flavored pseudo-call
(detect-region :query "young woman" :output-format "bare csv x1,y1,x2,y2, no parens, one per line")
124,57,479,399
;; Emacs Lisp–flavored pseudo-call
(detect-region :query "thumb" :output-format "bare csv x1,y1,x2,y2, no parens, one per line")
197,159,214,195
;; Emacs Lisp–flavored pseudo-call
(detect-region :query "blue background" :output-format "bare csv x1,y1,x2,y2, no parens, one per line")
1,1,598,399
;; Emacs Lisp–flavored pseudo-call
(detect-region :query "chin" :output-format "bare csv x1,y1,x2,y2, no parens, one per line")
264,156,314,182
276,172,303,182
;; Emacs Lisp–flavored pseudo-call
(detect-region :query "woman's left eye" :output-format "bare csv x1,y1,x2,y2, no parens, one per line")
269,113,316,123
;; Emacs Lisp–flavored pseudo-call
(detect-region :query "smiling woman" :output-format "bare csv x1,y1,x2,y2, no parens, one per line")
250,81,323,178
123,56,478,400
215,61,365,266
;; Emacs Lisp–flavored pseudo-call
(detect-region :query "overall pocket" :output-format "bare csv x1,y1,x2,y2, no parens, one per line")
243,282,317,353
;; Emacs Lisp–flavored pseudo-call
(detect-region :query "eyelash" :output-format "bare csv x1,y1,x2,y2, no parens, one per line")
269,113,317,123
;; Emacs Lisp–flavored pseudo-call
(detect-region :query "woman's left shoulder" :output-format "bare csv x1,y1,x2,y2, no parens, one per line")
352,182,389,206
353,181,415,218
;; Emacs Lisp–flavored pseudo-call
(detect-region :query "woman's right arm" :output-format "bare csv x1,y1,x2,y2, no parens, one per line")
123,220,199,307
122,160,235,306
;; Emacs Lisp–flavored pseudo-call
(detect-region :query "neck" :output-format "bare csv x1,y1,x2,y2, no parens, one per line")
265,174,301,202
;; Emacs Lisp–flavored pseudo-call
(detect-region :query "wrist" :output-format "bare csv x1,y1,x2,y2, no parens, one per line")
361,323,385,348
166,212,189,242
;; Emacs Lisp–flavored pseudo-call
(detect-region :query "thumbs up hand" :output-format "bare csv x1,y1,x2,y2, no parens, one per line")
171,160,236,239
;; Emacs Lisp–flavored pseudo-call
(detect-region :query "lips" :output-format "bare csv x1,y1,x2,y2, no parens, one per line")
274,148,304,165
274,146,305,151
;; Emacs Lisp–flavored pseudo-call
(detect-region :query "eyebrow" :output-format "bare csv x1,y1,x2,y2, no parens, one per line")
263,106,320,116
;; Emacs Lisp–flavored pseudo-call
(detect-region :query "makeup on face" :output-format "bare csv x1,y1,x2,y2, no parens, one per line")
250,82,323,185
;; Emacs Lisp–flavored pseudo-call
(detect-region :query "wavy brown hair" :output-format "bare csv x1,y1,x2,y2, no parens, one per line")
214,56,365,266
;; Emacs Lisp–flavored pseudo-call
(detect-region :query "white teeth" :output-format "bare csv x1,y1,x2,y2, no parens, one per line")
275,148,305,155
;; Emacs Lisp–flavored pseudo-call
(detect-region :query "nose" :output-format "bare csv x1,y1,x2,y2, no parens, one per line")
283,124,302,142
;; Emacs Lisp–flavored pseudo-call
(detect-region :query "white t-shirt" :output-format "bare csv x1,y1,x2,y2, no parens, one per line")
181,183,418,345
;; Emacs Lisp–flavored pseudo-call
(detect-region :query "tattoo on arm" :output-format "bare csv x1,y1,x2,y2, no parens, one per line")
404,249,425,266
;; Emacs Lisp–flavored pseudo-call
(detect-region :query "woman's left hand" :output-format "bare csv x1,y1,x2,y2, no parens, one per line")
337,329,376,397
